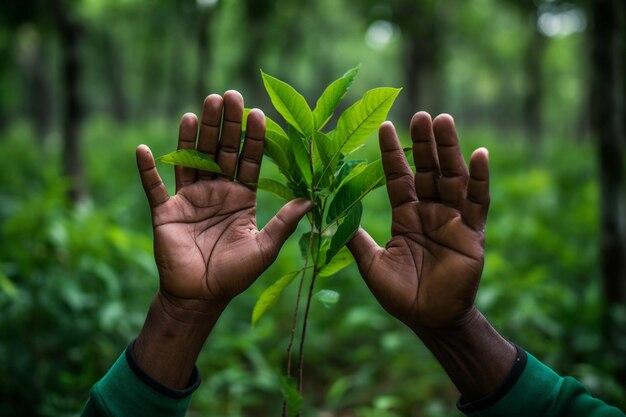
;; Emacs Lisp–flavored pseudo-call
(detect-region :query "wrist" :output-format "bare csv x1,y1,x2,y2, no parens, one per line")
133,291,227,389
157,289,229,324
411,307,517,400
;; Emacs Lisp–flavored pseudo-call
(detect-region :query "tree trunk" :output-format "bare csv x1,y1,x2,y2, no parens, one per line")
18,32,52,142
101,32,128,123
400,0,441,123
591,0,626,384
403,35,422,124
51,0,86,203
522,23,546,144
196,7,213,103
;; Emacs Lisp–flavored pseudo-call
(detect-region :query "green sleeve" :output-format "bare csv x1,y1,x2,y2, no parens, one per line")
80,346,199,417
461,350,624,417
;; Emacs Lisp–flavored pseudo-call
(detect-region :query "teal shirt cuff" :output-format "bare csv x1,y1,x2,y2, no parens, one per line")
81,343,200,417
460,350,625,417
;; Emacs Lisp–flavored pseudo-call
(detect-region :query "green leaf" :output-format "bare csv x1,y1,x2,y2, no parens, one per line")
252,270,301,326
314,289,340,308
261,71,314,137
265,129,292,176
157,149,222,173
298,231,321,263
330,87,401,156
327,161,384,225
243,108,287,137
266,117,288,137
0,268,17,298
335,160,368,191
319,246,353,277
241,108,292,177
325,203,362,263
280,376,302,417
289,127,312,186
257,178,295,201
312,65,360,130
313,131,335,186
313,131,332,165
287,178,309,199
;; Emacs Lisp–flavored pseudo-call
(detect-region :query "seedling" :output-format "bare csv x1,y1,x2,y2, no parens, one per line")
158,66,401,416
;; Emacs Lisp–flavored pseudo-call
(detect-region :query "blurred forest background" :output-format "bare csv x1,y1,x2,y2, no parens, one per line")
1,0,625,416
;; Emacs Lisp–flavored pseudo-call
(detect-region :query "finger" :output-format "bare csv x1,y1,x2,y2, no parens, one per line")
432,114,468,210
379,121,418,208
197,94,224,179
136,145,169,209
347,228,382,280
462,148,490,231
176,113,199,192
236,108,266,186
410,112,441,201
216,90,244,178
257,199,313,266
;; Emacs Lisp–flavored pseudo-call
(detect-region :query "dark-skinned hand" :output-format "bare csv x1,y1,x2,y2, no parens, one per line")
348,112,489,330
136,91,312,310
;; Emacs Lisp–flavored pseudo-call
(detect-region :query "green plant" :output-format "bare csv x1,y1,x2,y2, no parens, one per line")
158,66,401,415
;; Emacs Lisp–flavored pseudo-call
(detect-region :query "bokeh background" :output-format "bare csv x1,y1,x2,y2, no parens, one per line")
1,0,625,416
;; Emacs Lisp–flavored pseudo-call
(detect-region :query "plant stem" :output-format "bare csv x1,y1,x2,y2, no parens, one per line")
285,232,313,377
296,269,318,393
282,226,314,417
296,223,323,393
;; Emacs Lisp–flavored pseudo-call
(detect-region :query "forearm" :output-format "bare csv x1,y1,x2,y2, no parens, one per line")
133,290,227,389
412,307,517,401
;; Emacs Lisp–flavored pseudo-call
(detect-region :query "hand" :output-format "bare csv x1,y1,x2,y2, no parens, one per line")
350,112,516,400
136,91,312,309
133,91,311,389
348,112,489,330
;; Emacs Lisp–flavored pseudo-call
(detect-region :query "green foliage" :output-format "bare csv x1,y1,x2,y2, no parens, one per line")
253,68,402,409
262,71,315,137
314,289,340,307
157,149,222,173
0,126,156,416
280,376,302,417
252,269,301,326
244,69,399,336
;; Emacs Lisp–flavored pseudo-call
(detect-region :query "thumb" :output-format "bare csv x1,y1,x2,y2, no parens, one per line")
347,228,382,279
257,198,313,266
136,144,169,209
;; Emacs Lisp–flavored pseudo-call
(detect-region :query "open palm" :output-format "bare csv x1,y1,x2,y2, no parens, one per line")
349,113,490,329
136,92,311,304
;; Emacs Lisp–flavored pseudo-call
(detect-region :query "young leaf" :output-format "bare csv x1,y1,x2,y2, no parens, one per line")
312,65,360,130
319,246,353,277
313,131,333,167
266,117,288,138
335,159,367,186
330,87,402,156
313,131,336,187
157,149,222,173
261,71,314,137
280,376,302,417
242,108,287,137
334,160,368,192
265,129,292,176
257,178,296,201
314,289,340,308
298,231,321,263
289,127,312,186
326,161,384,225
325,203,362,263
252,270,301,326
